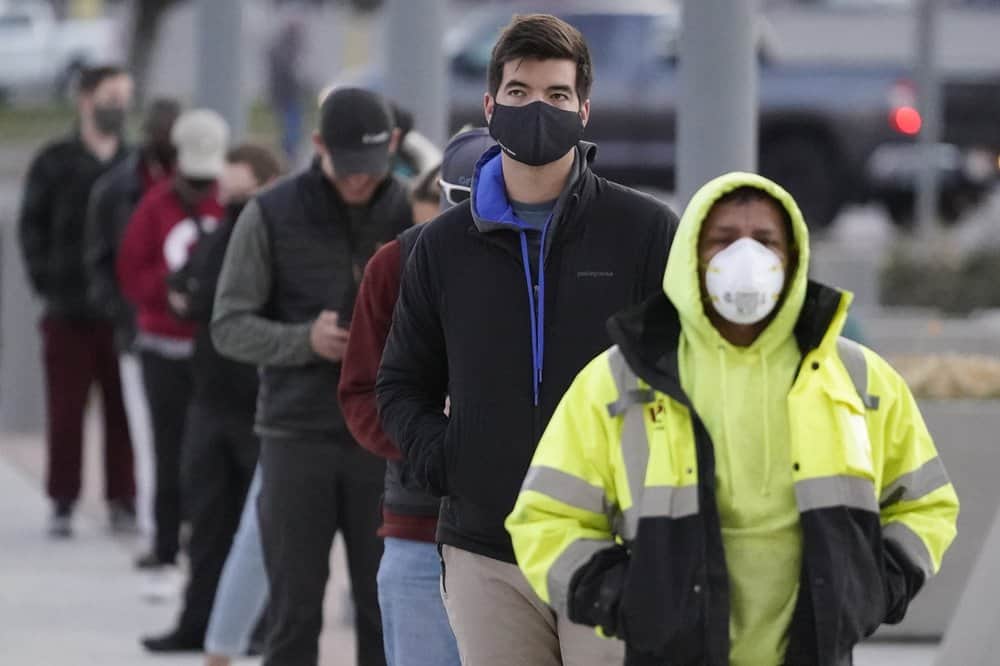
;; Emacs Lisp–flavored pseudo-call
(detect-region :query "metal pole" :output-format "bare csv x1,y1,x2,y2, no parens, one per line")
383,0,448,148
0,219,45,433
194,0,245,140
915,0,941,235
935,507,1000,665
677,0,758,206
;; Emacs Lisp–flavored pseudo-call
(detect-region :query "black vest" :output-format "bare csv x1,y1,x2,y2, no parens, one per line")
383,224,440,515
255,162,412,437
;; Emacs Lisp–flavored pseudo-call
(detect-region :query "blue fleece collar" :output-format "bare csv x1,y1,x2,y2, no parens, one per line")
470,146,523,231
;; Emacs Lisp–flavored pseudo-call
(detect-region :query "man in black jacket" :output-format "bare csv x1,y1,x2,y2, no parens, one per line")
376,14,677,666
18,64,137,538
86,97,181,352
212,88,412,666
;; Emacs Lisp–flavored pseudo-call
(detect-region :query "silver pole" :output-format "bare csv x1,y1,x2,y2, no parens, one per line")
935,508,1000,665
0,221,45,432
194,0,245,140
383,0,448,148
677,0,758,206
915,0,941,235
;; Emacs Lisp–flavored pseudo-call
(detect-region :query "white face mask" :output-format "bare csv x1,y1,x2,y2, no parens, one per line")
704,237,786,325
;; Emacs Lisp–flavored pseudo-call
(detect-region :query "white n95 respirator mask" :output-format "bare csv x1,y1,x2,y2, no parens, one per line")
704,237,785,325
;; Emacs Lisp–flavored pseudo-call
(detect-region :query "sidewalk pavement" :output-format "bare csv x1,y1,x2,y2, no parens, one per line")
0,430,938,666
0,429,356,665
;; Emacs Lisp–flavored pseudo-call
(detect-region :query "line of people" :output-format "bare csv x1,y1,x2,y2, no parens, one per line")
18,12,959,666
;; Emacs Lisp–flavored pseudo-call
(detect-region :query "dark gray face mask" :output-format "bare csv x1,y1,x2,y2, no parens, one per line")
93,105,126,136
488,100,584,167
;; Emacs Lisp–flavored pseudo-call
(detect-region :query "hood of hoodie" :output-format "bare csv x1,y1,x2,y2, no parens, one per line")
663,172,818,663
663,171,812,354
469,141,596,235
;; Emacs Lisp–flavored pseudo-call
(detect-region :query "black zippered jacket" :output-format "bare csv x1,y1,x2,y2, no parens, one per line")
19,134,128,317
376,143,678,562
85,151,147,350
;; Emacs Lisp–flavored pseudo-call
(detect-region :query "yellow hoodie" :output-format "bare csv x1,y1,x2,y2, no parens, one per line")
663,172,812,664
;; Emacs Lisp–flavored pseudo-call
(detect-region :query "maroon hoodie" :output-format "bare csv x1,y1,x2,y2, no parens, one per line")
117,180,223,341
338,239,437,542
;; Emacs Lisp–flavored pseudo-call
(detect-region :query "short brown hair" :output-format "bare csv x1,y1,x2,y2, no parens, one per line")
488,14,593,103
713,186,794,242
226,144,284,185
78,65,128,95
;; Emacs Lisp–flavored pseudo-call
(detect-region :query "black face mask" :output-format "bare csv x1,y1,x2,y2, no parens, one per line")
93,105,126,136
488,100,584,167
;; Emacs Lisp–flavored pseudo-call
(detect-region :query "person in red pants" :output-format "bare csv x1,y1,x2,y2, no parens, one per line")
18,65,138,538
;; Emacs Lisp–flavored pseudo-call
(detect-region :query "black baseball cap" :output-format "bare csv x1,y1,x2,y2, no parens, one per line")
319,87,395,176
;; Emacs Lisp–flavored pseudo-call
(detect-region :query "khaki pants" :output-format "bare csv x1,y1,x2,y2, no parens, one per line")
441,545,625,666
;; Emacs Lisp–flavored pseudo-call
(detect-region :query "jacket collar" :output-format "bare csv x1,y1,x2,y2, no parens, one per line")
606,280,848,404
469,141,598,237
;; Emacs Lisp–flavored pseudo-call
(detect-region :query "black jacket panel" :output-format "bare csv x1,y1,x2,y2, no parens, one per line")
19,135,128,317
377,152,678,562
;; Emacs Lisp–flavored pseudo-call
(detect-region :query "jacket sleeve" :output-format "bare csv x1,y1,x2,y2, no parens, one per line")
872,352,960,623
506,352,629,637
375,230,449,495
117,193,168,311
17,148,57,295
338,241,404,461
211,200,318,367
85,171,126,317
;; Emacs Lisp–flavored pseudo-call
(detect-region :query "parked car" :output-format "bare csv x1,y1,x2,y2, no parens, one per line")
0,0,118,104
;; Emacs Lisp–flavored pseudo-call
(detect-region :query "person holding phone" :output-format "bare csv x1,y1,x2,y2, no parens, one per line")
212,88,412,666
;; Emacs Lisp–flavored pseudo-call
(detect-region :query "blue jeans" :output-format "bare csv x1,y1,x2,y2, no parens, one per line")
377,538,460,666
204,468,268,656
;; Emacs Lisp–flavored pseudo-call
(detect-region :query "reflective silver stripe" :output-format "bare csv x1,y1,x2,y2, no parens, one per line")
607,346,650,541
522,465,608,516
546,538,612,616
606,345,655,417
623,485,699,526
884,521,934,578
608,388,656,417
643,484,699,519
880,456,951,508
837,337,880,410
795,475,879,514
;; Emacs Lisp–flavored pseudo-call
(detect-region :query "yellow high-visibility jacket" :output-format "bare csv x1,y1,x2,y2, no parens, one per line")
506,172,959,666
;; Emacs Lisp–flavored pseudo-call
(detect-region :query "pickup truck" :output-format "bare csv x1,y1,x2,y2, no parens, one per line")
0,0,118,103
349,0,1000,228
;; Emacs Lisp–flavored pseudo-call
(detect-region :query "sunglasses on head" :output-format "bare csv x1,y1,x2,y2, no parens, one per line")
438,178,472,206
